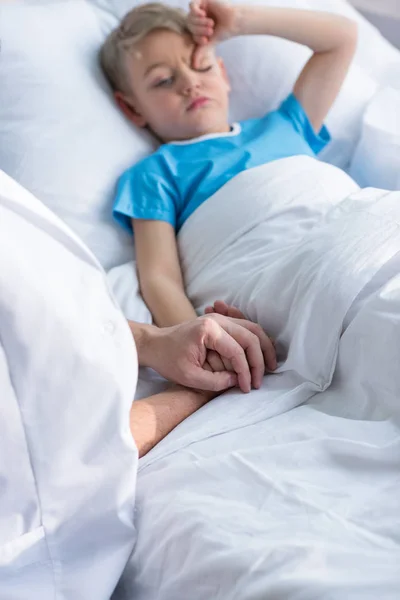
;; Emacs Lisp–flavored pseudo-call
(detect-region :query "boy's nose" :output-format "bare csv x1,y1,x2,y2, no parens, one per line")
180,70,201,95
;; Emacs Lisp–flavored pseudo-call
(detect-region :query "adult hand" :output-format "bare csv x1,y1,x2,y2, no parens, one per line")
204,300,276,373
139,313,277,393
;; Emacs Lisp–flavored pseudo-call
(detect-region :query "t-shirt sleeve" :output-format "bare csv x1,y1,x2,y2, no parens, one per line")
113,159,177,233
278,93,331,154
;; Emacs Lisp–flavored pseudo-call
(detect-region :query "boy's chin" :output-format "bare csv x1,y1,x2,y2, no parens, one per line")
188,119,230,138
160,118,230,142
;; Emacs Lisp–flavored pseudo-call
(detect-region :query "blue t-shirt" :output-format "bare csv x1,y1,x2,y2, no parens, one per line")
113,94,330,233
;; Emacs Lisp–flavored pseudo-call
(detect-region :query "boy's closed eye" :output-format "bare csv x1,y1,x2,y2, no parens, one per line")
196,65,213,73
153,64,213,88
154,76,174,88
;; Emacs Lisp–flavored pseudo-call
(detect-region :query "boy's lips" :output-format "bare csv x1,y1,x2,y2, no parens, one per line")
187,97,210,111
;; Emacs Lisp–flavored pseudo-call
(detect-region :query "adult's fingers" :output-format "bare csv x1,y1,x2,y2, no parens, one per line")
247,324,277,373
210,317,271,389
204,310,277,375
228,317,277,373
261,335,277,371
227,322,266,390
203,321,253,393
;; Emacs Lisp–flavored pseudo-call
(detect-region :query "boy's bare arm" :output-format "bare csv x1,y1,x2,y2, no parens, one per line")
133,219,198,326
189,2,358,132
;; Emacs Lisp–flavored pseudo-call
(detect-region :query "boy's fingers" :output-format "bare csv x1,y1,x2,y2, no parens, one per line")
189,23,214,38
192,24,213,38
208,300,246,320
192,45,203,68
192,368,237,392
206,302,228,317
196,36,208,46
207,350,234,375
192,40,211,67
206,350,227,373
190,15,213,27
215,300,241,318
189,1,206,17
203,360,213,372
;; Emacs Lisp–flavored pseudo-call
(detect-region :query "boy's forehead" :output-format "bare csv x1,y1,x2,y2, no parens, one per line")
132,30,194,65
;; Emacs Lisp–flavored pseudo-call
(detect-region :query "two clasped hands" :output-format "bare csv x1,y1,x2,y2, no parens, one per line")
128,301,276,457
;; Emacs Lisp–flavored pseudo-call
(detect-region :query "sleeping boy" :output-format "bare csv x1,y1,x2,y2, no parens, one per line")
100,1,357,331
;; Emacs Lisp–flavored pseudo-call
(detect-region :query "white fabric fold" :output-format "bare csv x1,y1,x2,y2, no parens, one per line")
179,156,400,391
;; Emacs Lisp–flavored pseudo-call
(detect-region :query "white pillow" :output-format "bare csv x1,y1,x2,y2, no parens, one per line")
0,169,138,597
349,87,400,190
0,0,154,270
107,260,153,323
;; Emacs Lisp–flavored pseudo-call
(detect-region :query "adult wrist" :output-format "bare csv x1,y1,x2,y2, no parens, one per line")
128,321,159,368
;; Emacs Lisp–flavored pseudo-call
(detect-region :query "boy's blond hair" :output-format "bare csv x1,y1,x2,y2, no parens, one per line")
100,3,190,94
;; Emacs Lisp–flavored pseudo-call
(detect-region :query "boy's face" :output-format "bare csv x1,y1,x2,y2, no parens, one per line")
115,29,231,142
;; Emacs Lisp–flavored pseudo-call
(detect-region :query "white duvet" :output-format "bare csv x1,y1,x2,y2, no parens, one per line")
115,157,400,599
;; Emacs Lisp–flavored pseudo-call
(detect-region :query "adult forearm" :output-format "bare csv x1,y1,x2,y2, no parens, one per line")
141,275,198,327
234,6,356,53
130,386,214,457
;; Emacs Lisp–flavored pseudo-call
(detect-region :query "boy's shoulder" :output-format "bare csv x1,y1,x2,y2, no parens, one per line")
119,144,169,181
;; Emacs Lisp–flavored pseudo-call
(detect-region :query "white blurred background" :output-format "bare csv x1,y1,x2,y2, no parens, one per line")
350,0,400,47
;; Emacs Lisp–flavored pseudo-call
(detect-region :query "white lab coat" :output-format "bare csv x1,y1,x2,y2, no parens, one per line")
0,171,138,599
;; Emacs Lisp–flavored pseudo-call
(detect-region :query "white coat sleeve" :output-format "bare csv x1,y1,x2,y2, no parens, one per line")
0,171,138,600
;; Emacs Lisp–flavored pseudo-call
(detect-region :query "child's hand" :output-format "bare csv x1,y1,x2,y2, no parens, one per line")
205,300,247,320
188,0,238,47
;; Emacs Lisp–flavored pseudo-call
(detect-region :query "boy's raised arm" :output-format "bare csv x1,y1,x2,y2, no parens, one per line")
189,2,358,132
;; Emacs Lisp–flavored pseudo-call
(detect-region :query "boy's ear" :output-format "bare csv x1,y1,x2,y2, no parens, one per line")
217,58,231,93
114,91,147,127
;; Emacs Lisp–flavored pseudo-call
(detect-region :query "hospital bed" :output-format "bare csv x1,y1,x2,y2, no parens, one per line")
0,1,400,598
